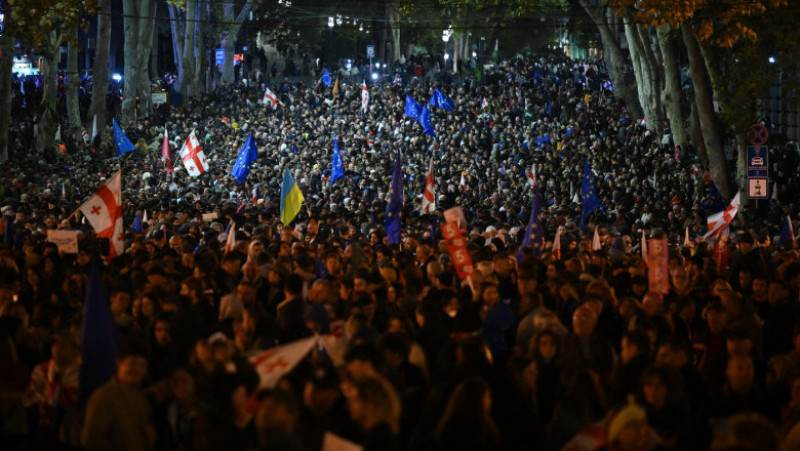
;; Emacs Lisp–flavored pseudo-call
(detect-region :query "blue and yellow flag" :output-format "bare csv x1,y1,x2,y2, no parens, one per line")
331,138,344,186
385,154,403,244
231,133,258,184
419,105,436,137
580,159,602,231
405,95,421,120
517,186,543,263
428,88,455,112
280,168,305,226
113,119,135,157
320,70,333,87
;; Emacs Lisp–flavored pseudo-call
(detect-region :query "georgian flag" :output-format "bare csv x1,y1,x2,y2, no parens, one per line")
527,164,537,188
592,227,601,251
552,225,563,261
250,336,318,389
179,131,208,177
361,81,370,113
704,192,741,239
262,87,283,108
79,171,123,258
421,157,435,214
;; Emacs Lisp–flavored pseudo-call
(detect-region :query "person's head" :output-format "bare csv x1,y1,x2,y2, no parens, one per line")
116,338,149,386
153,317,172,347
255,389,300,441
621,330,651,364
308,279,332,304
345,344,385,380
479,282,500,307
572,303,598,338
671,266,690,292
51,331,79,368
751,274,768,297
435,377,497,441
710,413,780,451
342,375,401,433
325,252,342,276
283,273,304,298
236,282,257,305
768,280,790,305
606,401,652,451
533,329,559,361
639,366,672,410
517,266,538,296
726,328,753,357
170,367,197,403
303,364,341,415
704,301,727,334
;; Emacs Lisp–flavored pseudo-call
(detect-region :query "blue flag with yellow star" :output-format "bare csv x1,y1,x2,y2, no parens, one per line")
331,138,344,186
580,159,602,231
405,95,422,120
428,88,455,112
518,186,543,263
419,105,436,137
231,133,258,184
385,154,403,244
113,119,135,157
321,70,333,87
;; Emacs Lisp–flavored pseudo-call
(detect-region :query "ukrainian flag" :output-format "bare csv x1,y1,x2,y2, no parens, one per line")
280,168,304,226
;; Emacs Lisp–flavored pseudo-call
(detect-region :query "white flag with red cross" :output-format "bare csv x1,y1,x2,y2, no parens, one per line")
179,131,208,177
361,81,370,113
250,336,317,389
421,156,436,214
704,192,741,239
79,171,123,258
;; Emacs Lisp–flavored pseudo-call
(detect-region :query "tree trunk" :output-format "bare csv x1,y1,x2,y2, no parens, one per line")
180,0,196,95
637,26,666,132
0,34,15,163
624,20,663,131
193,2,206,96
388,4,400,63
169,4,185,94
220,1,253,85
735,132,748,190
579,0,643,119
122,0,155,123
681,23,732,199
150,20,159,82
90,0,111,132
657,25,688,150
66,28,81,131
689,95,707,163
36,32,62,155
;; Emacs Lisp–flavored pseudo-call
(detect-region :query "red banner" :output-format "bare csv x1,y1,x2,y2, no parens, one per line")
441,221,475,280
647,238,669,294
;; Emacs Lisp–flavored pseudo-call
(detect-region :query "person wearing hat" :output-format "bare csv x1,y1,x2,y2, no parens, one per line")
599,398,657,451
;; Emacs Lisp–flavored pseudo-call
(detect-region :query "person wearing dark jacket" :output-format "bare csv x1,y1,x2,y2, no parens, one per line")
276,274,311,344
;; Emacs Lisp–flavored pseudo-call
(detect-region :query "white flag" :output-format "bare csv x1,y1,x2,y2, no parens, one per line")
704,192,741,239
179,131,208,177
250,336,317,389
79,172,123,258
361,81,370,113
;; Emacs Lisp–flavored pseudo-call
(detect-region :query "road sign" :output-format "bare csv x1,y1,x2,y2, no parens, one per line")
215,49,224,66
748,177,769,199
747,146,768,178
366,45,375,59
748,124,769,145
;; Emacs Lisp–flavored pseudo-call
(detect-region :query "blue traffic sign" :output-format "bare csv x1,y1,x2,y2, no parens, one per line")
747,146,768,178
215,49,224,66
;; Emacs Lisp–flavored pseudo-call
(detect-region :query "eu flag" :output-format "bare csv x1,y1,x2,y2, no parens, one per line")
231,133,258,184
517,186,544,263
428,88,455,112
113,119,136,157
419,105,436,137
131,212,142,233
405,95,422,120
331,138,344,186
321,70,333,87
79,262,119,407
580,159,602,231
385,154,403,244
778,215,796,248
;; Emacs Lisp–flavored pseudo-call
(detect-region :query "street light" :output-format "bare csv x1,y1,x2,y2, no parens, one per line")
328,17,334,28
442,26,453,73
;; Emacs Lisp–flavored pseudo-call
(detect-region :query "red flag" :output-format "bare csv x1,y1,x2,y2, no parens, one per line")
79,172,123,259
421,157,435,214
179,131,208,177
647,238,669,294
162,125,173,175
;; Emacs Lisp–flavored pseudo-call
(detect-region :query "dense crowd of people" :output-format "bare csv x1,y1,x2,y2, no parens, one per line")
2,51,800,450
